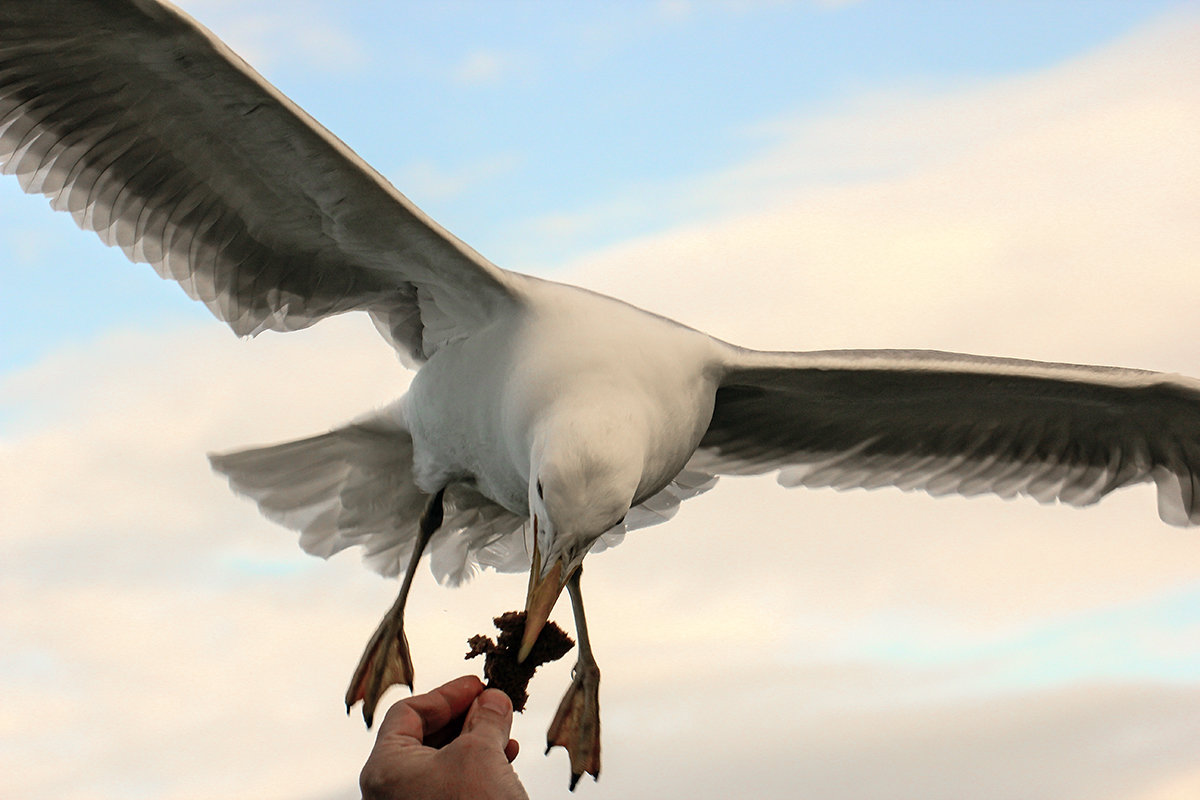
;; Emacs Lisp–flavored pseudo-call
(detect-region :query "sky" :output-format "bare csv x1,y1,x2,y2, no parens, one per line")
2,1,1200,798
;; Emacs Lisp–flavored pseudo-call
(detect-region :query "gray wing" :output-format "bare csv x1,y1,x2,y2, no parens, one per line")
0,0,517,363
585,468,721,556
208,413,528,586
693,348,1200,526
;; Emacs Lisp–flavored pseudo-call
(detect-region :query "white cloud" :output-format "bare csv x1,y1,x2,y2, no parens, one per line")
452,50,526,86
591,682,1200,800
4,9,1200,800
175,1,370,74
563,15,1200,366
534,14,1200,283
1132,767,1200,800
656,0,693,21
393,154,522,205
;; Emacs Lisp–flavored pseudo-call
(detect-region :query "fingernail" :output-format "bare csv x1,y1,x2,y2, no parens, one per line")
479,690,509,713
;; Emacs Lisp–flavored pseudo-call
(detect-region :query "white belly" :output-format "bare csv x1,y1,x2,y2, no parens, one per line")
402,277,723,516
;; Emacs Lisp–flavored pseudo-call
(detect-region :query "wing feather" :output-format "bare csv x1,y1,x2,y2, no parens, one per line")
208,412,526,585
696,348,1200,525
587,468,722,555
0,0,519,362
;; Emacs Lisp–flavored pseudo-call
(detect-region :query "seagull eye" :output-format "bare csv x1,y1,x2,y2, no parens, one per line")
536,480,544,500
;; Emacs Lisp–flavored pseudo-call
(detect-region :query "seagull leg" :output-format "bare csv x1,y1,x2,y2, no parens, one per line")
547,567,601,790
345,487,445,728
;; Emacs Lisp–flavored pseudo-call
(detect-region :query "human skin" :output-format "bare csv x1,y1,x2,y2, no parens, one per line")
359,675,529,800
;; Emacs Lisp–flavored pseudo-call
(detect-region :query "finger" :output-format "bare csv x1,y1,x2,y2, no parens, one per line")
459,688,514,751
505,738,519,763
377,675,484,744
426,675,487,727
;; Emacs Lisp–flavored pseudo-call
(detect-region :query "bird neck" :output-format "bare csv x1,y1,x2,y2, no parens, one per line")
530,406,646,533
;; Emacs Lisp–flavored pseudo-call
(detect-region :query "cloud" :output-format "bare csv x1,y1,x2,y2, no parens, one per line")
393,154,522,205
176,1,371,74
588,681,1200,800
656,0,693,21
532,13,1200,284
451,49,527,86
718,0,863,11
562,14,1200,365
1132,767,1200,800
4,9,1200,800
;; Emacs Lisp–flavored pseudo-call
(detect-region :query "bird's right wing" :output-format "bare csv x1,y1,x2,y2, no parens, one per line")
0,0,519,364
208,412,527,587
692,348,1200,526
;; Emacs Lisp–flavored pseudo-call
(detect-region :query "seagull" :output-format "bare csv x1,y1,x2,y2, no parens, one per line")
4,0,1200,789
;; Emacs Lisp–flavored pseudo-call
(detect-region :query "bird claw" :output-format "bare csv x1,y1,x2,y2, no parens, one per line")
345,613,414,728
546,660,601,790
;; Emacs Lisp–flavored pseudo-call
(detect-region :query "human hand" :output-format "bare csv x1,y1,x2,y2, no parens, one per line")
359,675,529,800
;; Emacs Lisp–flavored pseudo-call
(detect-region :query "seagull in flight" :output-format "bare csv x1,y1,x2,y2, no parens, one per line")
4,0,1200,789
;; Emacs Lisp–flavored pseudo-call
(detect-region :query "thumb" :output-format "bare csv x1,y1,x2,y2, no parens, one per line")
460,688,514,750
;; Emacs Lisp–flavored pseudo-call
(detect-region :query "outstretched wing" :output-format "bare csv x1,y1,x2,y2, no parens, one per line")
694,348,1200,526
0,0,518,364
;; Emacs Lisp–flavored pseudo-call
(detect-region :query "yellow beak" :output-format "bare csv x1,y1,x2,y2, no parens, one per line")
519,535,570,662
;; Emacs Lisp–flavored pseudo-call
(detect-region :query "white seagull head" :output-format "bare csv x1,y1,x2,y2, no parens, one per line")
520,413,643,659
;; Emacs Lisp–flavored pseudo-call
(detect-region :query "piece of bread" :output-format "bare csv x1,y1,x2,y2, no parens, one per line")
466,611,574,711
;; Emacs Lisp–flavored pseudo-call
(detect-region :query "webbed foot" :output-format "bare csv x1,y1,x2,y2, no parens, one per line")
546,659,601,790
345,609,414,728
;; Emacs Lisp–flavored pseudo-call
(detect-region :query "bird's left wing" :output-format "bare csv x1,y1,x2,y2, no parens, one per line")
693,348,1200,526
0,0,518,364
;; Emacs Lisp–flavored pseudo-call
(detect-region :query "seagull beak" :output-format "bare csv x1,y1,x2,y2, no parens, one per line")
519,536,570,663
